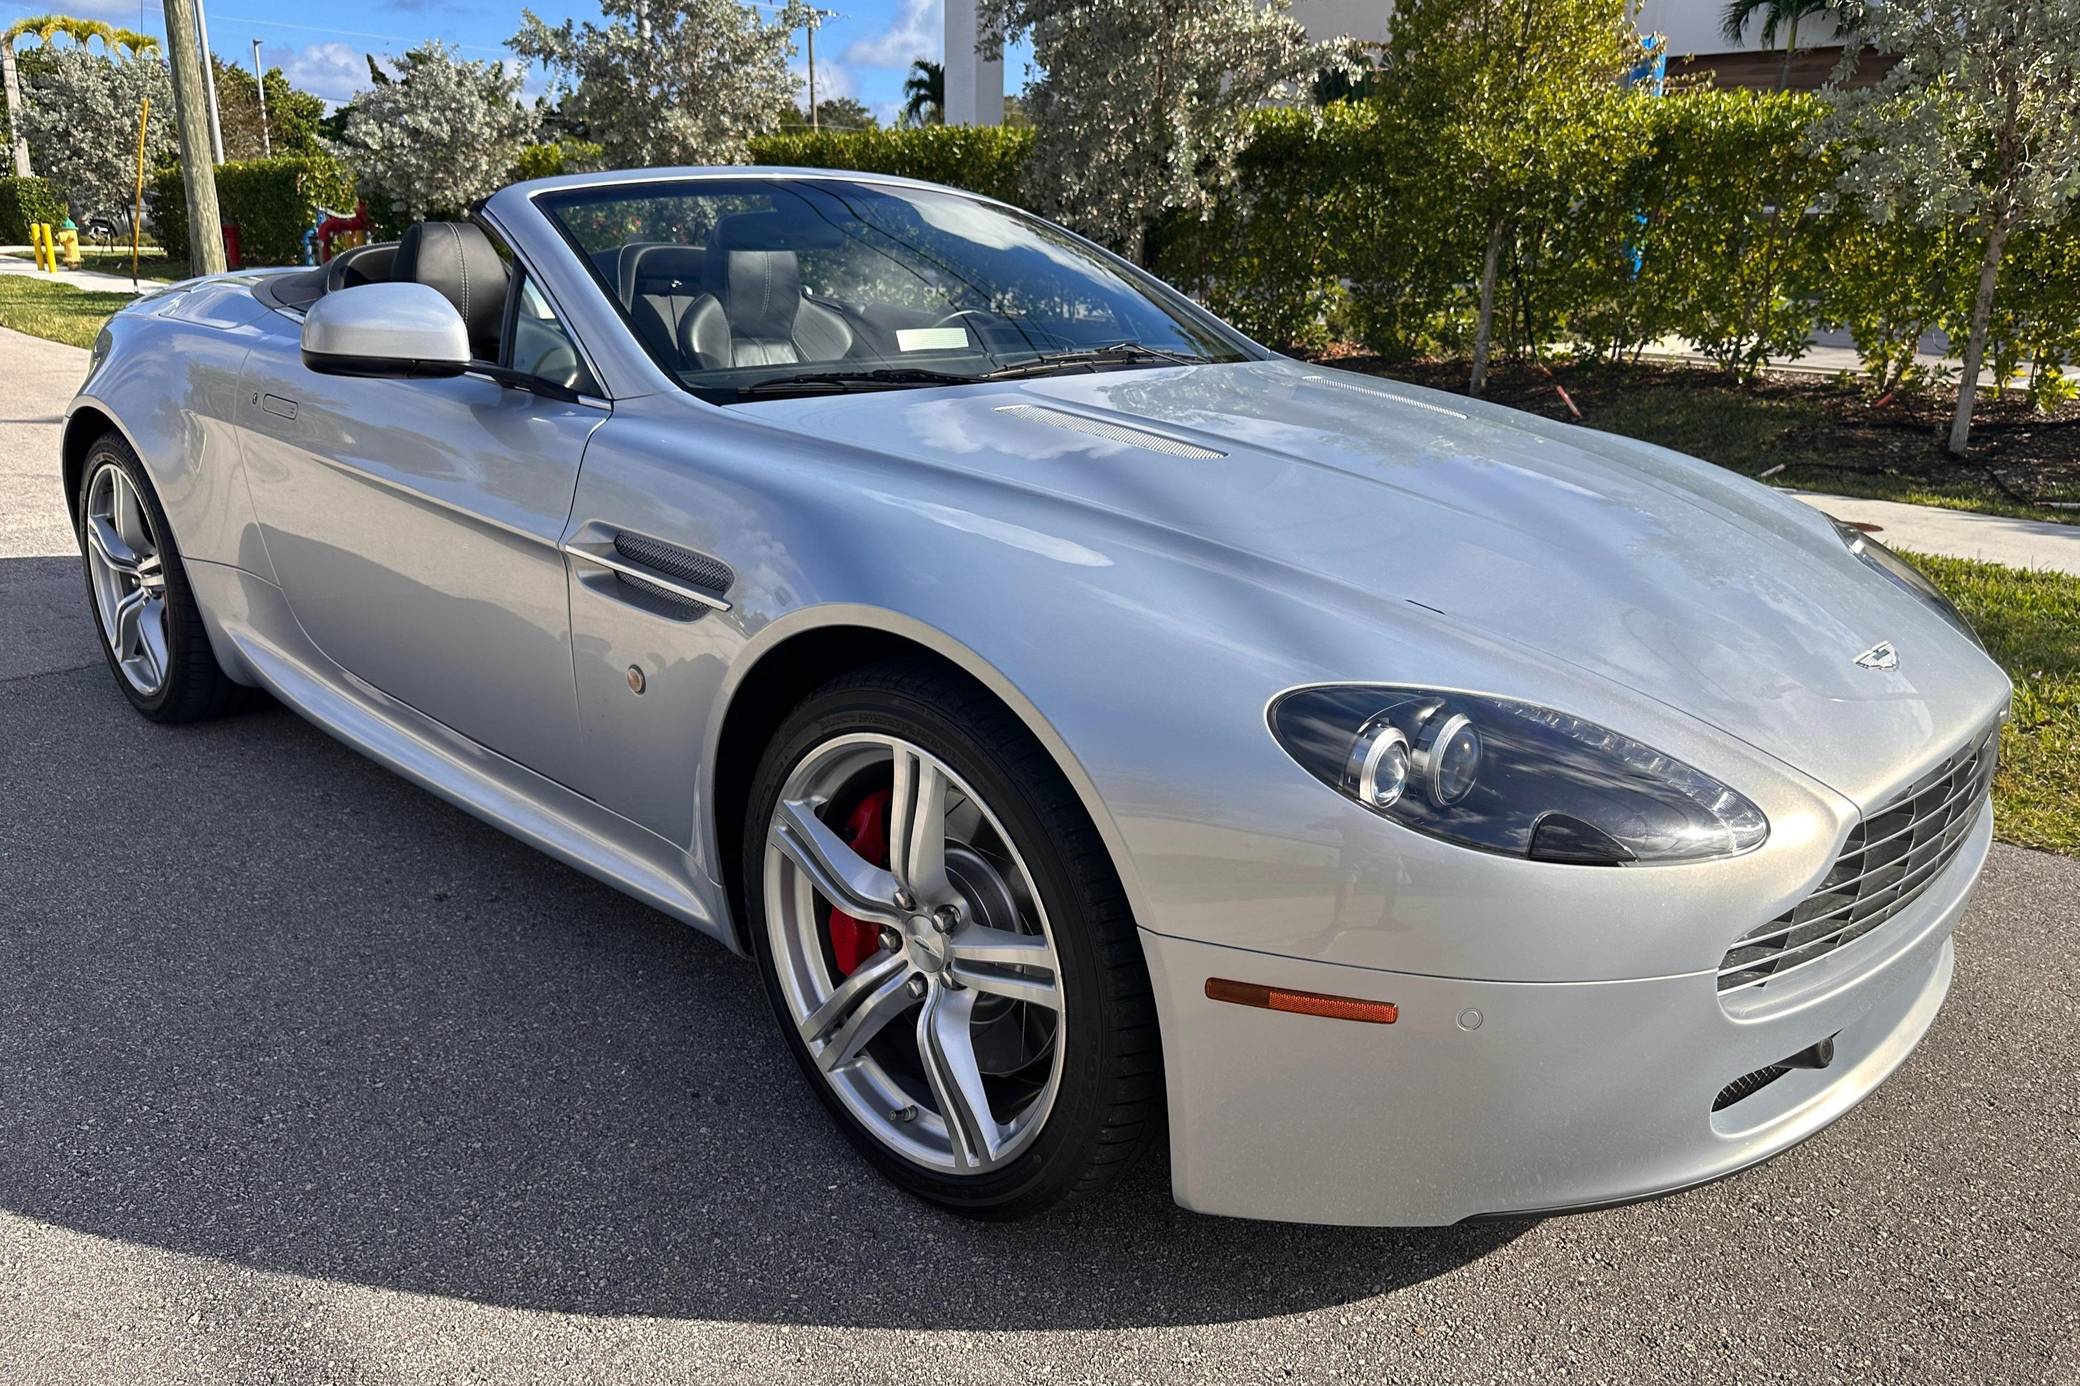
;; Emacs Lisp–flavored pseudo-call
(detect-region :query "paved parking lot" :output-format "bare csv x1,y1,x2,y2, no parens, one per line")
2,326,2075,1383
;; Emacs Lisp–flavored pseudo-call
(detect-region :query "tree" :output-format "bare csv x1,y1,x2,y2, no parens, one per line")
1384,0,1637,393
1820,0,2080,454
3,14,158,177
900,59,942,126
14,42,172,219
339,42,536,223
978,0,1339,261
1717,0,1849,90
510,0,810,169
212,58,327,160
781,94,877,130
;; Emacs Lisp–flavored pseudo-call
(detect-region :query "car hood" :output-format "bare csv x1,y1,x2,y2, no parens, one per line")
737,358,2007,806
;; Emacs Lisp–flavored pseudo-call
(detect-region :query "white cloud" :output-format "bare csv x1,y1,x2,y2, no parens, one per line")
842,0,940,69
274,41,370,108
789,55,855,102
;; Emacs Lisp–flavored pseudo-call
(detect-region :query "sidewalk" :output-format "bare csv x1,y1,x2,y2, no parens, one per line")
0,249,167,292
1790,490,2080,578
1636,325,2079,387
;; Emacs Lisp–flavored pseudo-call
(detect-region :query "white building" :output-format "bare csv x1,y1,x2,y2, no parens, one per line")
939,0,1855,124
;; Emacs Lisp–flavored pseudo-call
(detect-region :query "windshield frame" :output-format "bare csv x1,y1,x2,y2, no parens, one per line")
532,173,1271,405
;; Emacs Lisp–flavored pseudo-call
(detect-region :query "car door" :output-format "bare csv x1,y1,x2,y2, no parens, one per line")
237,271,607,791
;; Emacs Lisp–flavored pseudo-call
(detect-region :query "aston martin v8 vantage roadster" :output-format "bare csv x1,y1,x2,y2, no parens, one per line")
64,169,2011,1224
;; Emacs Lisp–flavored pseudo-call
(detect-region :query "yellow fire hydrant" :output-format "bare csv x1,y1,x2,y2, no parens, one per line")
56,217,82,269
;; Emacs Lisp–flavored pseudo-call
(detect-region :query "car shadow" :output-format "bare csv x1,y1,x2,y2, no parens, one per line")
0,557,1526,1328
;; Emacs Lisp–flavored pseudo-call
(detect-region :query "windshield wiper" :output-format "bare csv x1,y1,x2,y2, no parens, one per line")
979,342,1205,379
731,366,983,398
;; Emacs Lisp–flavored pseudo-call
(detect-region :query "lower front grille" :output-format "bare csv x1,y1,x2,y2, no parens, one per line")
1718,721,1998,996
1712,1065,1790,1111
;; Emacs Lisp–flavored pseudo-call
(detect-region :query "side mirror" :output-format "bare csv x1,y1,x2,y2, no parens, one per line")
301,281,471,379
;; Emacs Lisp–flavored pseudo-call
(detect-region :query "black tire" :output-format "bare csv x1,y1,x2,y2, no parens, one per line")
743,659,1163,1219
77,431,249,723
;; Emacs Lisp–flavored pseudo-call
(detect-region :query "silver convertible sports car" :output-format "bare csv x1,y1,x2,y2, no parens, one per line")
65,168,2010,1224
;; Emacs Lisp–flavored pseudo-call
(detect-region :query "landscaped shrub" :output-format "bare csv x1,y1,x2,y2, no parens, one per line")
513,139,606,182
149,155,355,266
0,174,66,244
748,126,1035,206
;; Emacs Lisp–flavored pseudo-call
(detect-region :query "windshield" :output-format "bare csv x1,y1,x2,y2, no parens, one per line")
538,177,1261,403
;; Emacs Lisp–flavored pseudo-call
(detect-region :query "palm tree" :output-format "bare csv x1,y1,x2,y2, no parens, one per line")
901,59,943,126
1718,0,1847,89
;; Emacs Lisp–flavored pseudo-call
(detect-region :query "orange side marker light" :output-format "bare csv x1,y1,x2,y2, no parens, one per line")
1205,977,1398,1025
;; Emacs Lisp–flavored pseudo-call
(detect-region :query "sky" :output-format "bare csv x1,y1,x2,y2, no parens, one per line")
0,0,1027,128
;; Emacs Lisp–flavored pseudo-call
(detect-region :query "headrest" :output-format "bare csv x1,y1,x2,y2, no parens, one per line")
703,218,804,342
394,221,508,359
623,244,706,298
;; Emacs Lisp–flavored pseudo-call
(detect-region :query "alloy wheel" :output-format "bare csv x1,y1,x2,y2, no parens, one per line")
83,462,172,697
763,733,1066,1175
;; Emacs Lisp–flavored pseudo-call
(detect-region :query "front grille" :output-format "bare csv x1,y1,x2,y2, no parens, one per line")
1717,722,1998,995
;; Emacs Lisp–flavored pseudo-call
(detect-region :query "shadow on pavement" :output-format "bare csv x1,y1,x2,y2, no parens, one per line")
0,561,1525,1327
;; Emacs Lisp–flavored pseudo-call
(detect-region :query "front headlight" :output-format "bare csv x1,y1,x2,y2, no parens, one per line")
1830,518,1982,648
1270,686,1768,865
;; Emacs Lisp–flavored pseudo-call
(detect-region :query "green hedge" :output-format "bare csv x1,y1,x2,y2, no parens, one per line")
747,126,1035,207
149,155,356,267
0,175,66,245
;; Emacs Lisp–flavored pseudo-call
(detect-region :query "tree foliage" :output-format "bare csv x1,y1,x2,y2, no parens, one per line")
1381,0,1638,391
13,44,171,219
338,41,536,224
977,0,1339,260
212,58,328,161
901,59,942,127
1819,0,2080,452
510,0,810,169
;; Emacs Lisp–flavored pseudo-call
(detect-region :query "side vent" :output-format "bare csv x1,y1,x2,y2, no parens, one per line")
610,532,733,619
994,403,1225,459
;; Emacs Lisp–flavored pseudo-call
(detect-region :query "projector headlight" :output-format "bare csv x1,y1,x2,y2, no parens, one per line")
1271,686,1768,865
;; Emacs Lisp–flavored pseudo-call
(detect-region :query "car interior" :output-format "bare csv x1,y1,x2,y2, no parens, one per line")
259,219,591,392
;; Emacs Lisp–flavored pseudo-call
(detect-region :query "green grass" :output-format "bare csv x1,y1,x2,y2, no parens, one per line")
0,274,138,349
1908,551,2080,856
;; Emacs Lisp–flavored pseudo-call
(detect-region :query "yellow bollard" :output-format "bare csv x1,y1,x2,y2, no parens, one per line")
27,223,44,271
35,222,57,272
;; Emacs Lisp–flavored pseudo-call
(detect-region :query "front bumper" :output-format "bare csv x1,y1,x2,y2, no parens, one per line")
1141,806,1988,1226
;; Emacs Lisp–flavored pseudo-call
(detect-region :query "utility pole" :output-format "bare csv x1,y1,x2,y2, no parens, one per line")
807,20,818,130
162,0,227,275
251,38,270,156
195,0,225,163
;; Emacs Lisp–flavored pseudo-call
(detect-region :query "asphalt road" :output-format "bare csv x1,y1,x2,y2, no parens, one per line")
2,326,2076,1383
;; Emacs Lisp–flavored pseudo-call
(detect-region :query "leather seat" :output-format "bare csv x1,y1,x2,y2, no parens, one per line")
678,214,853,370
394,221,510,361
617,244,708,368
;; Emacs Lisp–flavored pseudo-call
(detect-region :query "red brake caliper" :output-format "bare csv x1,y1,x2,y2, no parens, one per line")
827,788,892,977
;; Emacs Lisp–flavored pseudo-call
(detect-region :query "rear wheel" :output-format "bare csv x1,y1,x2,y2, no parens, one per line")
744,661,1161,1218
78,433,246,722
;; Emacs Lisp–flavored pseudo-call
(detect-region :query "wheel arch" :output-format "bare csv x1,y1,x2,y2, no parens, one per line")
706,608,1149,957
60,403,128,535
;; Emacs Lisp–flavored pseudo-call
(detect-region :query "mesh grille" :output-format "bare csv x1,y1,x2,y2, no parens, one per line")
994,404,1225,459
612,531,734,594
1717,721,1998,996
1713,1064,1791,1112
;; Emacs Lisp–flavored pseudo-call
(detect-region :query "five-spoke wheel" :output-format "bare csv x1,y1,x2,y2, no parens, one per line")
83,460,172,697
766,733,1065,1174
76,433,247,722
745,663,1160,1218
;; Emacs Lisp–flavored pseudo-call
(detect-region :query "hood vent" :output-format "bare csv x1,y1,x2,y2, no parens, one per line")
995,403,1225,460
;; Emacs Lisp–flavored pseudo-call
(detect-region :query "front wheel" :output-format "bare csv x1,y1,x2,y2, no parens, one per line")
744,662,1161,1218
77,432,247,722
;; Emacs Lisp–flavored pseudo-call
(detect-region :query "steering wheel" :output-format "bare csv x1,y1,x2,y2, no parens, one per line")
929,308,999,331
